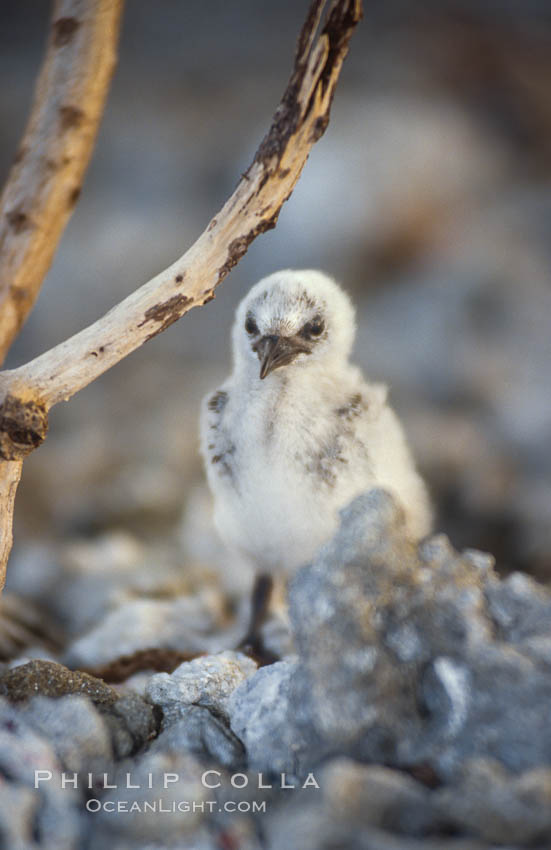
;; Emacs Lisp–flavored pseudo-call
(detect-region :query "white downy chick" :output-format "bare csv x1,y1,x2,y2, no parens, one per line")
200,269,432,578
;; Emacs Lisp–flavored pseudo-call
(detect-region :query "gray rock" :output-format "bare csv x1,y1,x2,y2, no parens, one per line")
86,752,207,842
0,697,60,785
289,490,426,759
18,694,113,773
417,644,551,776
152,705,245,770
0,783,40,849
228,659,314,777
0,697,81,849
64,596,215,668
31,790,82,850
3,672,156,768
485,571,551,643
435,758,551,845
321,758,438,836
87,827,220,850
289,489,551,783
97,692,158,760
146,651,257,724
266,797,496,850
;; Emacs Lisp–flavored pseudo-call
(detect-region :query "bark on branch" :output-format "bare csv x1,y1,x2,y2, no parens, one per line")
0,0,362,589
0,0,124,365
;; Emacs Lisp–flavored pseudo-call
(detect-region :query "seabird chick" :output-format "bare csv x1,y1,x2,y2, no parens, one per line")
200,269,432,656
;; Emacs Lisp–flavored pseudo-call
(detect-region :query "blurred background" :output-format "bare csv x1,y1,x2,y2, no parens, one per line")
1,0,551,636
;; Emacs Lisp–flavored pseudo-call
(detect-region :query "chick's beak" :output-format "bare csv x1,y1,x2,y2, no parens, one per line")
256,334,308,379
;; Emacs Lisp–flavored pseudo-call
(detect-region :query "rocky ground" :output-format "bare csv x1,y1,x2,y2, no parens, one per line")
3,489,551,849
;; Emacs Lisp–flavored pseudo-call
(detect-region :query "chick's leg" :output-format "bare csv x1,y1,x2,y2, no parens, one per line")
237,573,278,664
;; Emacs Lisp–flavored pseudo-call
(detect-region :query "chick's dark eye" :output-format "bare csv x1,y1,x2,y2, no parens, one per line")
301,316,325,338
245,316,259,335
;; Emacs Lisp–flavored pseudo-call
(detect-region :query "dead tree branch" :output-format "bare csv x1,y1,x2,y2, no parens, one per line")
0,0,362,590
0,0,124,365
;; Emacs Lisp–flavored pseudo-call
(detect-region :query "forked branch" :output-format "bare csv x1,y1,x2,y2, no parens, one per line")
0,0,362,589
